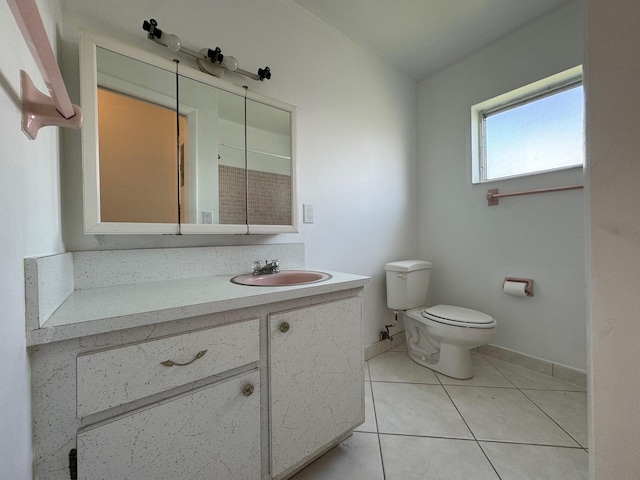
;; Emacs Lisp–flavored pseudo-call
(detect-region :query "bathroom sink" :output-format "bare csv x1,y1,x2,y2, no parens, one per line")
231,270,332,286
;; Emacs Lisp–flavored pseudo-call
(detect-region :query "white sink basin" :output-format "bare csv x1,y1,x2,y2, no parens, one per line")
231,270,332,286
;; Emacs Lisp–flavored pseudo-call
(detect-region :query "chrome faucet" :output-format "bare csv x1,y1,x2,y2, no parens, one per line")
252,259,280,275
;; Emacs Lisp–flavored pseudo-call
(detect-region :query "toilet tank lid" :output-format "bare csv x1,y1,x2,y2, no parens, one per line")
385,260,432,272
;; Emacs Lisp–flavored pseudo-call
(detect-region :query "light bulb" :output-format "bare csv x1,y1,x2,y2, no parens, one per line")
221,55,238,71
164,33,182,52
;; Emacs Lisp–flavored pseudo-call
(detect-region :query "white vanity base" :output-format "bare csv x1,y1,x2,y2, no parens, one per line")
27,245,368,480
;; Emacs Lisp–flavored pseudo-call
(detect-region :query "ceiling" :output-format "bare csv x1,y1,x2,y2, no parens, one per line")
291,0,571,81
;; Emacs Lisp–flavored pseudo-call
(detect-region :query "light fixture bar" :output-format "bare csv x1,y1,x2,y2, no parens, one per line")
142,19,271,82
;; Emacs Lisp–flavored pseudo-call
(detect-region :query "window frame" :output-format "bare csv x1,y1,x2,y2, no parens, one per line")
471,66,584,184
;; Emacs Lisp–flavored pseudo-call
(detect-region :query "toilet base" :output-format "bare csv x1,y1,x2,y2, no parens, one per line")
403,307,496,380
407,343,474,379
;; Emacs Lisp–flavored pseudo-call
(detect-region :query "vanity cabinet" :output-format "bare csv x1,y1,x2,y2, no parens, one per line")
78,370,261,480
28,273,367,480
269,297,364,479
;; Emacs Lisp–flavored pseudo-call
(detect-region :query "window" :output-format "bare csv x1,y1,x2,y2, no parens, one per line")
471,66,584,183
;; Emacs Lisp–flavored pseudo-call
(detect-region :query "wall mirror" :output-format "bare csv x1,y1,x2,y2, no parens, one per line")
79,30,297,234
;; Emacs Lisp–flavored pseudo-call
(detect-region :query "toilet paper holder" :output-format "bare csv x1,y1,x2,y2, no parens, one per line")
503,277,534,297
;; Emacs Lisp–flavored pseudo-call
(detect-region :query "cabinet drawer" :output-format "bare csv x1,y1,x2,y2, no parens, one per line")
77,319,259,417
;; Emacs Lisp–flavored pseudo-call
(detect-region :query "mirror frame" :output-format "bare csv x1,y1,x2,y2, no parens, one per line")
79,29,297,235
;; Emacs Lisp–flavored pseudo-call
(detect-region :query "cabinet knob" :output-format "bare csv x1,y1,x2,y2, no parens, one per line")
279,322,290,333
243,384,255,397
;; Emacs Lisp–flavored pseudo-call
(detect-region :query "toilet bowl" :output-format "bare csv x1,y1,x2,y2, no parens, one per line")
404,305,496,379
385,260,497,380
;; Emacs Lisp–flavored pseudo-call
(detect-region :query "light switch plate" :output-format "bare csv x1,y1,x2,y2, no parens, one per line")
303,204,314,224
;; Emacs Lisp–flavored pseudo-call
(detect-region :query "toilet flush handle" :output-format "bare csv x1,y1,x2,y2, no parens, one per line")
396,273,407,279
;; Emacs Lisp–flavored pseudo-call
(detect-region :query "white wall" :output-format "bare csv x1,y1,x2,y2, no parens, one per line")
586,0,640,477
59,0,418,347
416,1,587,370
0,1,66,478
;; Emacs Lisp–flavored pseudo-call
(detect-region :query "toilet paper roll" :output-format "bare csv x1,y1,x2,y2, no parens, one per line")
503,280,528,297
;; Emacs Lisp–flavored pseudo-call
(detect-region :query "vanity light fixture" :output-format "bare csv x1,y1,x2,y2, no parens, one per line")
142,19,271,81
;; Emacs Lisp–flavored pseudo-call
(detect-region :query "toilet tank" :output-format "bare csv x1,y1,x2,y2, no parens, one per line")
385,260,432,310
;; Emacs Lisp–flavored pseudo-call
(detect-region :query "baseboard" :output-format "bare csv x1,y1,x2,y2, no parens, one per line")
477,344,587,388
364,332,406,361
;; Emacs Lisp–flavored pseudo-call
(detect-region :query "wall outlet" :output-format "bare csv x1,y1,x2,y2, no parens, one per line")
303,204,314,224
202,211,213,224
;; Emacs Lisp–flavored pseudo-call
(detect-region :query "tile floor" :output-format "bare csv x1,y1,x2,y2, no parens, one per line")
292,343,588,480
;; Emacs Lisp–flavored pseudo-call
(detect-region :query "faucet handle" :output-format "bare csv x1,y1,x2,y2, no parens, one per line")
271,259,279,266
252,260,263,272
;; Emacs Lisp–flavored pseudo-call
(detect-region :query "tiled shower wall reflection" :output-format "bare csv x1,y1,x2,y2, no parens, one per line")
219,165,292,225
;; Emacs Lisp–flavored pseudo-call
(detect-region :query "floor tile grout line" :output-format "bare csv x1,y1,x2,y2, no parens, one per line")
476,442,503,479
477,438,587,449
371,379,519,389
376,432,481,442
440,383,475,440
367,431,586,450
439,376,503,479
477,353,520,389
370,379,445,386
517,387,586,449
366,362,387,480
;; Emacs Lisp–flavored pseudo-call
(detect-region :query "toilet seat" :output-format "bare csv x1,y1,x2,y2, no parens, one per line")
421,305,496,329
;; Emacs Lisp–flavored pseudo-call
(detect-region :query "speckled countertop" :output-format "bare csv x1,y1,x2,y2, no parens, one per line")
28,270,369,347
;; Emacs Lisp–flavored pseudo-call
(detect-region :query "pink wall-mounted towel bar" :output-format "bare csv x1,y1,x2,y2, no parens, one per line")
8,0,82,139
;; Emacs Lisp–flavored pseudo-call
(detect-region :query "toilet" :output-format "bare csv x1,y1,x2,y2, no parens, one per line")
385,260,496,379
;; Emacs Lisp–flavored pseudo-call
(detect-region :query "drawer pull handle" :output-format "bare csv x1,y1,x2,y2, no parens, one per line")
279,322,290,333
243,384,255,397
161,349,207,367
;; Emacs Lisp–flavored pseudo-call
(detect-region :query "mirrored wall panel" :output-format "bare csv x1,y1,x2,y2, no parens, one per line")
96,47,178,225
177,73,246,227
245,98,293,227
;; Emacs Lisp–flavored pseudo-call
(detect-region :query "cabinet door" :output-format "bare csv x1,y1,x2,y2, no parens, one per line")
269,297,364,478
77,370,260,480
